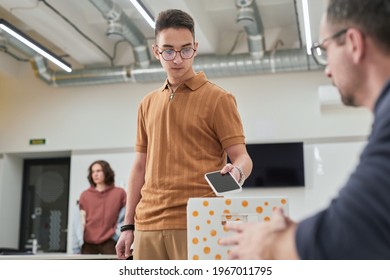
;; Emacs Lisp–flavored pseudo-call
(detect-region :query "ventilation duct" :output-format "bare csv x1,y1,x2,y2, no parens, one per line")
89,0,151,68
0,34,6,49
235,0,265,59
32,56,133,86
1,1,322,87
29,48,320,87
0,28,36,58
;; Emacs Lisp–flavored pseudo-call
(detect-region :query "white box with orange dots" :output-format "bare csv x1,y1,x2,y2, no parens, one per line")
187,196,289,260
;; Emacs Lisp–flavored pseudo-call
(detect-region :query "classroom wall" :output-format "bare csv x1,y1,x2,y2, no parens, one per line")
0,62,373,251
0,64,372,152
0,154,23,248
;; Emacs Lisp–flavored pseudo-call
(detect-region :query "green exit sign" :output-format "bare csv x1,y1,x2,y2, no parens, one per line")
29,138,46,145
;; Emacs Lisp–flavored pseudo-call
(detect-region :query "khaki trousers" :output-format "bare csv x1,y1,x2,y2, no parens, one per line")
133,229,187,260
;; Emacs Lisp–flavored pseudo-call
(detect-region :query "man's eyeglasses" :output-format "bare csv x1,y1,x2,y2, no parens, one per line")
311,28,348,66
157,47,196,61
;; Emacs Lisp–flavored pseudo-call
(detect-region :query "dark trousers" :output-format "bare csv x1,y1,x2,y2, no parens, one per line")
81,238,116,254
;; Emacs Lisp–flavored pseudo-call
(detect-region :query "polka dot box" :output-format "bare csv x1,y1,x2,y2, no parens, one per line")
187,196,289,260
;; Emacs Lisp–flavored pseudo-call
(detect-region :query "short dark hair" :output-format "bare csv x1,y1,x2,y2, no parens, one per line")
87,160,115,187
327,0,390,53
155,9,195,40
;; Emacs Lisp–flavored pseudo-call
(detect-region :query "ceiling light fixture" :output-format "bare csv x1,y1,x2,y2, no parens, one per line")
0,19,72,72
128,0,155,29
302,0,313,55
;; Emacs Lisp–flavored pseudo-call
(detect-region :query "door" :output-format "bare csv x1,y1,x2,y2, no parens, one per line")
19,158,70,253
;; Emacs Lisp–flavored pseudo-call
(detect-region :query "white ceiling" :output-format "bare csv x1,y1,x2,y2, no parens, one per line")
0,0,326,75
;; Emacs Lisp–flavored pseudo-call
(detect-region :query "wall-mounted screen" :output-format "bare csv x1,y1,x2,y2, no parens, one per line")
242,142,305,187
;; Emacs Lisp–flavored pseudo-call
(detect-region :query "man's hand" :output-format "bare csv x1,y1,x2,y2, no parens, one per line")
115,230,134,259
219,207,299,259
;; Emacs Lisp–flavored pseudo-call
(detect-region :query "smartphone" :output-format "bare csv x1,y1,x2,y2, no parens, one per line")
204,170,242,196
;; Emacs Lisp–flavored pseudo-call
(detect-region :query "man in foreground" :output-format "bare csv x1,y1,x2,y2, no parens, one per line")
220,0,390,259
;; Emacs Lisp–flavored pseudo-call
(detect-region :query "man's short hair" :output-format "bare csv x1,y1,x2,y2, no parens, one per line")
327,0,390,53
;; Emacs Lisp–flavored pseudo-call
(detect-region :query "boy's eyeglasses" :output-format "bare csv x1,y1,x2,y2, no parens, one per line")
157,47,196,61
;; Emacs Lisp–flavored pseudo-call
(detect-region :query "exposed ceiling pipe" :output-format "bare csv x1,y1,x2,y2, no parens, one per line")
89,0,151,68
235,0,265,59
30,48,320,87
0,29,35,58
1,1,321,87
0,34,6,49
32,56,133,86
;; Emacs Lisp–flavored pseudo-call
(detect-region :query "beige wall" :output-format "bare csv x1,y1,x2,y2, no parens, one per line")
0,64,372,153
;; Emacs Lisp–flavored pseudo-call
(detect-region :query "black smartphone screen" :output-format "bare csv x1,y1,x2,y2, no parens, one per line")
205,171,242,195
